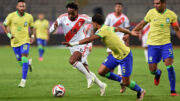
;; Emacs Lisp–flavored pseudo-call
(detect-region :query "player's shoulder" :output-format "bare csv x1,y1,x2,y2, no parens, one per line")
58,13,68,19
79,14,90,19
122,13,129,20
106,12,114,17
147,8,156,14
166,9,177,16
44,19,49,23
7,11,16,17
25,12,33,17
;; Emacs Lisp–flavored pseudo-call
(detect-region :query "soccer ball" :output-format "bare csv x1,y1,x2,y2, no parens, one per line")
52,84,65,97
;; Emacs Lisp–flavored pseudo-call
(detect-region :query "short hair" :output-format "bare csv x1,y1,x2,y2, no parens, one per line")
92,14,105,25
160,0,166,3
115,2,123,6
66,2,78,10
18,0,25,3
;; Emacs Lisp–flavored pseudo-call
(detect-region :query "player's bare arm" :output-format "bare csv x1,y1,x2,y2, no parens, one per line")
2,25,14,39
132,20,148,36
115,27,132,35
30,27,35,44
172,25,180,39
62,35,100,47
49,21,58,34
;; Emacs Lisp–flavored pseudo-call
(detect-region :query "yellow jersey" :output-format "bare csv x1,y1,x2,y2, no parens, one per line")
95,25,130,60
34,19,49,40
3,11,34,47
144,8,178,45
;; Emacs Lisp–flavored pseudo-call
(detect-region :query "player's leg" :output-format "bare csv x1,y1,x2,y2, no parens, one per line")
148,45,162,86
82,48,107,96
37,38,44,61
18,43,30,87
98,54,121,82
13,47,22,66
144,47,148,62
162,43,178,96
69,50,94,88
121,51,145,100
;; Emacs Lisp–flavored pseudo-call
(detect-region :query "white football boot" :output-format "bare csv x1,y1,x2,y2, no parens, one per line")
100,83,107,96
18,79,26,88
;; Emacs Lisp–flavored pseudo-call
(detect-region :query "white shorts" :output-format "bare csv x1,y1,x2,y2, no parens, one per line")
142,33,148,47
69,44,90,65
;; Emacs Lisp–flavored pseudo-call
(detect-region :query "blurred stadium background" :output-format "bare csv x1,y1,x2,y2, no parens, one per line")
0,0,180,46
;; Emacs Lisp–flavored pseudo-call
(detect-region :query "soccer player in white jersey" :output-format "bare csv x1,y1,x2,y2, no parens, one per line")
49,2,106,96
140,23,150,62
104,2,130,76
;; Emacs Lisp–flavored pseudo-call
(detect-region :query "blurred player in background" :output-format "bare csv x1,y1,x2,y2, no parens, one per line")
104,2,130,76
139,23,150,62
62,14,146,100
34,13,49,61
132,0,180,96
50,2,107,96
2,0,35,87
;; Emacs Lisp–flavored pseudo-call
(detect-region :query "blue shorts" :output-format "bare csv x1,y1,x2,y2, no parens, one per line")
102,51,133,77
148,43,174,64
37,38,47,46
13,43,30,61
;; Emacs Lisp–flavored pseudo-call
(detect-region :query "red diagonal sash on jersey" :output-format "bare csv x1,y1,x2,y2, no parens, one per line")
65,18,85,42
142,25,150,36
113,17,125,27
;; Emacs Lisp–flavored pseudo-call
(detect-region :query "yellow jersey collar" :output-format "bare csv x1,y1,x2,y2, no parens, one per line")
16,11,26,17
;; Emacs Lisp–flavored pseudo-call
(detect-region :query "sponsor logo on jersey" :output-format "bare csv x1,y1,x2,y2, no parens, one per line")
24,21,28,27
166,18,170,23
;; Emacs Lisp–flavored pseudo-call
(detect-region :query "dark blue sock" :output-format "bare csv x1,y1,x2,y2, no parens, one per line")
39,49,44,57
105,72,122,82
129,80,142,92
167,65,176,92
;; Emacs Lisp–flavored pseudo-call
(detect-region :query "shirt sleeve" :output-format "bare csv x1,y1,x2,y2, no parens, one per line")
3,14,12,26
29,15,34,28
171,12,178,27
104,15,110,26
144,10,151,23
124,17,130,28
56,17,63,26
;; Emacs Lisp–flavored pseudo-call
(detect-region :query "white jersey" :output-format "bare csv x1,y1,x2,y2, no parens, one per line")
84,24,93,48
104,12,130,40
56,13,92,42
142,23,150,47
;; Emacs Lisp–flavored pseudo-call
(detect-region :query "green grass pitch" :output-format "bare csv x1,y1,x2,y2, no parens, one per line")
0,46,180,101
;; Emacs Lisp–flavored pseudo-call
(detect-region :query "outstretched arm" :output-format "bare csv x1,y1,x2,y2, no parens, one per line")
49,21,58,34
62,35,100,47
132,20,148,36
115,27,132,35
2,24,14,39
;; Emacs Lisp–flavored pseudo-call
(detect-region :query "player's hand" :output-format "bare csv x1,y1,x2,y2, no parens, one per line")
123,34,129,42
131,31,140,37
61,42,72,47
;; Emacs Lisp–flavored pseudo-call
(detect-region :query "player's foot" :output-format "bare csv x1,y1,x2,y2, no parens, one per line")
120,83,126,93
171,91,179,96
39,57,43,61
100,83,107,96
18,79,26,88
154,70,162,86
28,58,32,72
87,77,95,89
137,89,146,100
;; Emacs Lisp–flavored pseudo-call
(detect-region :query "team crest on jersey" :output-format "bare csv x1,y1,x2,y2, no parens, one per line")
166,18,170,23
24,21,28,27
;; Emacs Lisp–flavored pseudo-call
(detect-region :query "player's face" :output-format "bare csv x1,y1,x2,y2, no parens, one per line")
67,8,78,21
92,22,98,30
38,14,44,20
16,2,26,14
115,4,122,13
154,0,165,12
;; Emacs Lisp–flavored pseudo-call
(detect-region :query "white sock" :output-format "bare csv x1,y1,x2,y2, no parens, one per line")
90,71,104,88
144,49,148,62
117,65,122,75
73,61,92,79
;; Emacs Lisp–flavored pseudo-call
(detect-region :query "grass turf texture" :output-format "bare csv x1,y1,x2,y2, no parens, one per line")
0,46,180,101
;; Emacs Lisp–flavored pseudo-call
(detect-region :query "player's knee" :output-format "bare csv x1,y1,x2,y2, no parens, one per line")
69,59,76,65
98,70,105,77
21,56,28,63
123,82,130,87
